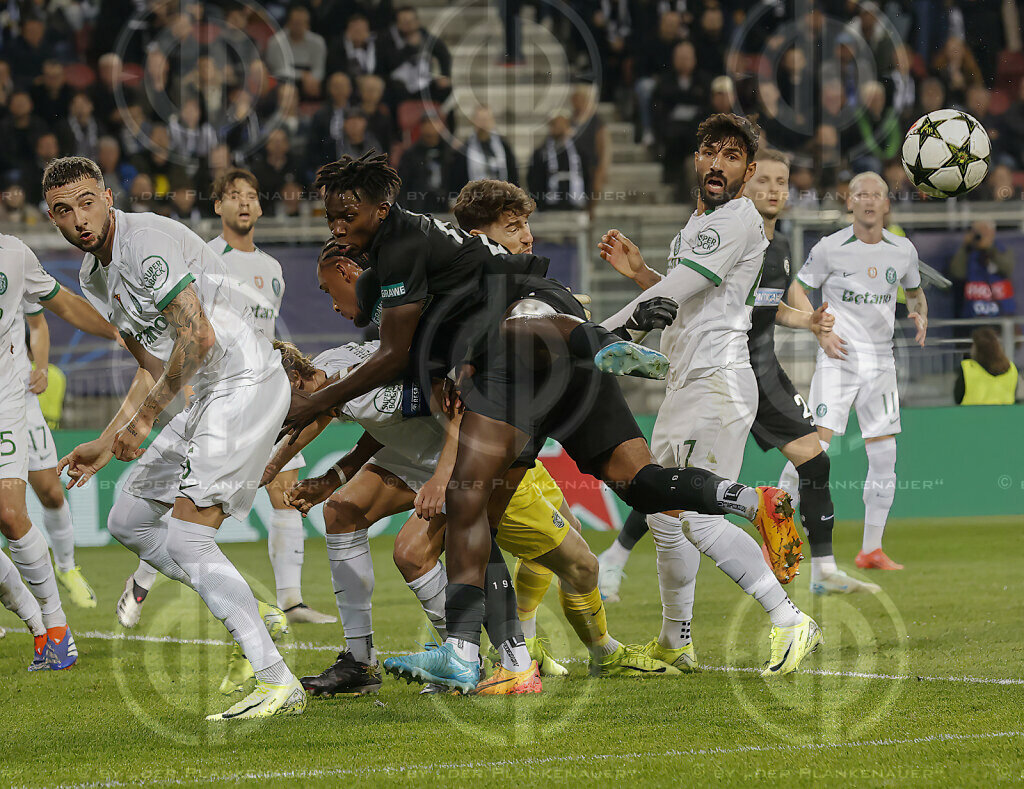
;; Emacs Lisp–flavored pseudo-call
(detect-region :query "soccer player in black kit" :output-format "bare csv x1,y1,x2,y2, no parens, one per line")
598,149,880,608
284,151,806,692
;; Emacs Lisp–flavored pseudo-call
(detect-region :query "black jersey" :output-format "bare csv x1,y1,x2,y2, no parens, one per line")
747,232,793,372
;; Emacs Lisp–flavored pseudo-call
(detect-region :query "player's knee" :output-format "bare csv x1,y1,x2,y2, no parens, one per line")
0,502,29,536
619,464,665,514
393,534,430,581
37,485,65,511
323,498,364,535
796,451,830,491
570,550,599,592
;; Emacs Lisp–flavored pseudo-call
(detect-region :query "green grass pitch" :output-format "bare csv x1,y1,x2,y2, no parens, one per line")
2,516,1022,788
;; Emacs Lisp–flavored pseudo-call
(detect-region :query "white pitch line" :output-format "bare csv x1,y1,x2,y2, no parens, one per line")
27,730,1024,789
5,626,1024,686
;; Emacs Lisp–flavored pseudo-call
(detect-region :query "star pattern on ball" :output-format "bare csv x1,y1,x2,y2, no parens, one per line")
915,117,948,140
944,136,983,179
904,150,935,188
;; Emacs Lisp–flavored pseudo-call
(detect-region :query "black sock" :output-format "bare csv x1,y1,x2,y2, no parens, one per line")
796,452,835,557
617,509,650,550
568,321,624,359
483,535,524,649
445,583,486,645
619,464,728,515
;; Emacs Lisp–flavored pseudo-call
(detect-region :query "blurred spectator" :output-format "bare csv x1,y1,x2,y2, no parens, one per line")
633,10,685,146
588,0,631,102
339,109,383,159
527,112,591,211
651,41,706,200
250,127,301,201
143,49,178,124
183,54,228,126
91,53,132,130
276,178,309,218
754,81,804,153
2,184,43,224
397,114,454,213
356,74,395,148
31,60,73,126
883,44,917,124
954,327,1019,405
354,0,397,31
570,83,609,203
0,92,49,176
949,221,1016,323
308,72,354,168
97,135,137,199
693,6,727,79
964,85,1006,166
982,165,1021,203
914,76,946,118
9,15,51,88
129,172,156,213
788,161,820,208
849,81,901,173
958,1,1005,85
845,1,896,74
883,158,914,203
384,6,452,105
1000,80,1024,169
168,184,201,222
709,76,735,115
169,97,218,168
265,5,327,99
205,143,235,189
327,13,385,81
25,133,61,206
0,60,13,106
931,37,983,107
56,93,103,161
220,5,260,87
131,124,183,199
269,82,310,160
453,105,518,187
119,103,151,158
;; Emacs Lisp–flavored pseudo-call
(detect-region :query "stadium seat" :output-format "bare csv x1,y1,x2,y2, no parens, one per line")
64,63,96,90
990,88,1011,116
397,100,442,144
996,51,1024,89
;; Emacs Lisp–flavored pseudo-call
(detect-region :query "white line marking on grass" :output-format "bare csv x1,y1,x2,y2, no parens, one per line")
6,627,1024,686
27,730,1024,789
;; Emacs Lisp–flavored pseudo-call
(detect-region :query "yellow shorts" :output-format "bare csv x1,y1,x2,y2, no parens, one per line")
496,462,570,560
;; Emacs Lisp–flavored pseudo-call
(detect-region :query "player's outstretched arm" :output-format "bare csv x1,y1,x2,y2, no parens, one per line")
285,431,384,516
283,301,422,438
416,407,462,521
905,287,928,347
598,229,661,288
601,261,711,332
261,414,333,487
786,280,847,359
112,285,215,462
25,312,51,394
42,287,119,341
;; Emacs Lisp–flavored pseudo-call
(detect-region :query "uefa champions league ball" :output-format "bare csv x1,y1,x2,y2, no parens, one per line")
901,109,991,198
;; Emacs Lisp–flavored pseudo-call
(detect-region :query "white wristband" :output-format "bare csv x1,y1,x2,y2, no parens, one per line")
330,462,348,486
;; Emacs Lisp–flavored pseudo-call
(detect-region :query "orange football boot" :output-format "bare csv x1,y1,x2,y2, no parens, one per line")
471,661,542,695
753,486,803,584
855,548,904,570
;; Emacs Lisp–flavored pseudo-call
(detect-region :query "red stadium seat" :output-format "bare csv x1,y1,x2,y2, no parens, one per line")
996,51,1024,89
64,63,96,90
397,100,442,144
990,87,1011,116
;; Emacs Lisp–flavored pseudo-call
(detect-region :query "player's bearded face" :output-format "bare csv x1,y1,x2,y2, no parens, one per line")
218,180,262,234
695,138,754,207
325,191,385,257
47,179,114,252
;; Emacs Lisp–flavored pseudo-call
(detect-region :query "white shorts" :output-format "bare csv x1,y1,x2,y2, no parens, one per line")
0,377,29,482
650,365,757,480
273,441,305,474
809,355,901,439
122,368,291,518
367,448,432,493
25,393,58,473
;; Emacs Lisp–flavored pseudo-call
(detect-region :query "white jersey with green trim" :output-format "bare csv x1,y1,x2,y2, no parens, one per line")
660,196,768,386
79,210,279,397
208,234,284,338
314,342,445,472
797,226,921,360
0,234,59,389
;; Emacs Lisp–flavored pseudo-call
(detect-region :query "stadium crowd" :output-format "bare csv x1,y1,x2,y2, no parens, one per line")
0,0,1021,223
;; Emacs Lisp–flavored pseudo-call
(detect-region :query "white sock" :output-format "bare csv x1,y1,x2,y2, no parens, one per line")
599,541,630,567
41,501,75,573
132,560,159,591
165,518,286,675
778,461,799,504
0,549,45,635
269,508,304,609
445,636,479,663
325,531,374,655
500,639,532,671
715,481,761,520
407,561,448,640
682,514,802,628
648,513,699,649
106,494,192,587
811,555,838,581
592,635,621,657
255,659,292,685
863,437,897,553
7,525,65,629
521,615,537,640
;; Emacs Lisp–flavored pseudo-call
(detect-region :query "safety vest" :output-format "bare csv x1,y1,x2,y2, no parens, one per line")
960,359,1018,405
35,364,67,429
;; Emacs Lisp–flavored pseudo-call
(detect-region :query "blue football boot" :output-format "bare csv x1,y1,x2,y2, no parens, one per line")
594,341,670,380
383,643,481,694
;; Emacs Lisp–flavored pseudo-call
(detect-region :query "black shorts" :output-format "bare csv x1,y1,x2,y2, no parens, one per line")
751,357,817,452
460,283,643,478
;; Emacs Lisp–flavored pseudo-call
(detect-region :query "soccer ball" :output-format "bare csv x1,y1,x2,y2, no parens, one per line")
901,109,991,198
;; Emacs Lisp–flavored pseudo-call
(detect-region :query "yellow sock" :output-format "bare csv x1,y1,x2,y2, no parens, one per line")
513,559,554,638
558,584,617,655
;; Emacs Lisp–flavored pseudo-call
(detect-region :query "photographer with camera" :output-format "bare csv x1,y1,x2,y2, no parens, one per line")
949,221,1017,333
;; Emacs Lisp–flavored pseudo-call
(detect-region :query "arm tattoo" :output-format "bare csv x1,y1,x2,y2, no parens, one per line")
139,285,214,420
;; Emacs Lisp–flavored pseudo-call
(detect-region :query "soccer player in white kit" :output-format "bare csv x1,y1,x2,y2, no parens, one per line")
124,168,335,624
21,302,98,607
598,114,821,676
0,230,117,671
779,171,928,570
44,156,306,720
